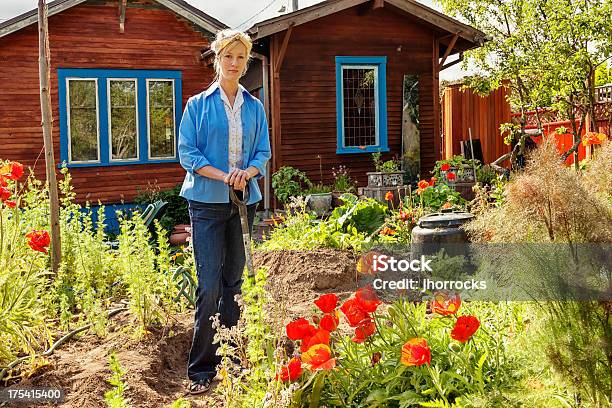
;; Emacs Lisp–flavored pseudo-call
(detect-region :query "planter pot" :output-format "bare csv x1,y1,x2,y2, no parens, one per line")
366,171,405,188
305,192,332,216
442,165,476,183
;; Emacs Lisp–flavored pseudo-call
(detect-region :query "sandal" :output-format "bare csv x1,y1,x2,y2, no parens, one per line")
189,376,212,395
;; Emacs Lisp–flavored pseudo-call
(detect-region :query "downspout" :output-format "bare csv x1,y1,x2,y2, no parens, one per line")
251,51,271,217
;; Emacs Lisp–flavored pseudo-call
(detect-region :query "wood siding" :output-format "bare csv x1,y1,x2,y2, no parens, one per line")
0,0,214,204
442,84,511,164
272,5,439,187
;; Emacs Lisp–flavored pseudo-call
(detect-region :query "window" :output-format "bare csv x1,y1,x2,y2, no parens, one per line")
335,56,388,154
58,69,182,167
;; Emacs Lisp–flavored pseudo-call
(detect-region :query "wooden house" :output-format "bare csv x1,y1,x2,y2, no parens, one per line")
0,0,226,210
247,0,486,190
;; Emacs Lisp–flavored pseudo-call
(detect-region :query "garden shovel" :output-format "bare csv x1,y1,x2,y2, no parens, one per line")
229,186,255,279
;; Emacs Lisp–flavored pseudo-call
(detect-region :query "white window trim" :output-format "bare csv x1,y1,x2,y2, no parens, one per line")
146,78,177,160
66,77,101,164
107,78,140,163
340,64,380,149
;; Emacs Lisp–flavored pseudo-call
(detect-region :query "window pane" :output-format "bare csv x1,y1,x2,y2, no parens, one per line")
69,80,98,161
110,80,138,160
342,67,377,147
148,80,175,158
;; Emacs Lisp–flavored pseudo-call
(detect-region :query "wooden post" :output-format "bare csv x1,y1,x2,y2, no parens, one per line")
38,0,61,275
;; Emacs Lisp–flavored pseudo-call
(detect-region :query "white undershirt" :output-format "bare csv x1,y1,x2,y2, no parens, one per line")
219,85,244,171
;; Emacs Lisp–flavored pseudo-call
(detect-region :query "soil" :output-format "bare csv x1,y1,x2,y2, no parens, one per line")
4,249,360,408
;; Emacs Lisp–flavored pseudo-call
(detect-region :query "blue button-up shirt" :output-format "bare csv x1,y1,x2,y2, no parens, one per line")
178,83,271,205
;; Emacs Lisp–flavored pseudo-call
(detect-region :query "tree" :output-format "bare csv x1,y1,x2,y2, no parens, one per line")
437,0,612,169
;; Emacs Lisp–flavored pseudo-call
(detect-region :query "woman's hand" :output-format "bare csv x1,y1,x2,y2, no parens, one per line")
224,168,249,191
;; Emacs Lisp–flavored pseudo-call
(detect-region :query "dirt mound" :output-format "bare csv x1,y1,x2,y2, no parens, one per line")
253,248,361,318
13,312,217,408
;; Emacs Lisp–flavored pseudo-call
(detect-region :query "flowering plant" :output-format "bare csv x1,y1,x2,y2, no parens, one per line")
331,165,356,193
280,285,527,407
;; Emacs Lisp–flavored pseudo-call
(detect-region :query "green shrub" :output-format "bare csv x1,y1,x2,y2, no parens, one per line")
272,166,313,204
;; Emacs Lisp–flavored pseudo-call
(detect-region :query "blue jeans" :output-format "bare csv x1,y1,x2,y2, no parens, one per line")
187,198,257,381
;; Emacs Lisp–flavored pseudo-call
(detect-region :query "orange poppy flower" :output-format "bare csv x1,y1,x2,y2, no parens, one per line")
300,328,331,353
400,338,431,366
26,230,51,254
380,227,396,236
286,318,317,341
398,209,411,222
0,161,24,181
431,292,461,316
417,180,429,190
276,357,302,382
302,344,336,371
357,251,380,275
451,315,480,343
319,312,339,332
384,191,394,201
314,293,338,313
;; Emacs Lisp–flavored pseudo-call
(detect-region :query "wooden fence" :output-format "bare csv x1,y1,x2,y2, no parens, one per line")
442,83,612,166
442,84,511,164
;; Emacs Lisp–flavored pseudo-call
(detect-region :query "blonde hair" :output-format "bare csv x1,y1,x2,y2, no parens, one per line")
211,29,253,80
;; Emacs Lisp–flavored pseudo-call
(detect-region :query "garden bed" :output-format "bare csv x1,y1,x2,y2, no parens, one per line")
8,249,361,407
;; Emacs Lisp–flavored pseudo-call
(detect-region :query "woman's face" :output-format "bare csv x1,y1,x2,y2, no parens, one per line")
219,41,248,82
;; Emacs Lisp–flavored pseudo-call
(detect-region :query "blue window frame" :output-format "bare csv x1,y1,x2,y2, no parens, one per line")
335,56,388,154
58,68,182,167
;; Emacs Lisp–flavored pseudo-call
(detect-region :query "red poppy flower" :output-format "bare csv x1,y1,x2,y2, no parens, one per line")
319,312,339,332
355,286,381,313
276,357,303,382
384,191,393,201
0,176,6,187
302,344,336,371
5,200,16,208
431,292,461,316
300,328,331,352
417,180,429,190
400,338,431,366
352,321,376,343
314,293,338,313
0,186,10,201
340,298,371,327
0,161,24,181
429,177,437,187
451,315,480,343
440,163,451,172
286,318,317,341
446,172,456,181
26,230,51,254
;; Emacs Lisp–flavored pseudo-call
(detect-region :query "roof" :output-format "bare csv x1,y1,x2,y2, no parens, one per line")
0,0,228,39
247,0,486,54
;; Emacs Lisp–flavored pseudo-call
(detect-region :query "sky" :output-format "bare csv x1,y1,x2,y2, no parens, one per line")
0,0,469,79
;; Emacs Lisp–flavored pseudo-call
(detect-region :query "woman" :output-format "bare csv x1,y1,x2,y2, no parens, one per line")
178,29,271,394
